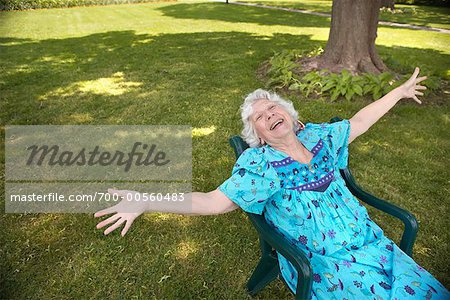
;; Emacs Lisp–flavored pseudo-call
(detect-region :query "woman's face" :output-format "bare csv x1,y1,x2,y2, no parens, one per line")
250,99,294,145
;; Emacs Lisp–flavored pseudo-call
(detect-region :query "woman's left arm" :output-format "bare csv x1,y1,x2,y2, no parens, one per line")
348,67,427,143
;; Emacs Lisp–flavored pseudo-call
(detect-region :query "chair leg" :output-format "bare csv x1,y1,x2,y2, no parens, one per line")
246,254,280,296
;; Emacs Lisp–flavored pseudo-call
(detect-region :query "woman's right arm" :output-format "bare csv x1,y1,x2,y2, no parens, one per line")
94,189,238,236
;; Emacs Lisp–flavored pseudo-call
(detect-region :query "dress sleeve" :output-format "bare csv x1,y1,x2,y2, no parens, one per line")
219,148,281,215
310,119,351,169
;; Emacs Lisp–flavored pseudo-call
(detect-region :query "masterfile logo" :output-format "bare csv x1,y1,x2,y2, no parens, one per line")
5,125,192,213
26,142,170,172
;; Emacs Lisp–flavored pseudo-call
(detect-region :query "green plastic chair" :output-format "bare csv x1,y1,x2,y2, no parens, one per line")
228,117,419,300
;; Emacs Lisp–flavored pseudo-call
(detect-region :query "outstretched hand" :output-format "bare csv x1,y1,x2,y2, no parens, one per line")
398,67,427,104
94,189,145,237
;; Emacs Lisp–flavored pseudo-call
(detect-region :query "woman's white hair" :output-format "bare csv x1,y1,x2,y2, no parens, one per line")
241,89,299,148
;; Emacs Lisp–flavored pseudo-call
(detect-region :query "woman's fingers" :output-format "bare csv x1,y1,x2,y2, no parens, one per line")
95,189,141,237
415,91,424,96
121,219,134,237
415,85,427,90
96,213,137,236
96,213,121,229
413,96,422,104
415,76,427,84
94,206,115,218
94,189,126,217
411,67,420,79
104,218,125,235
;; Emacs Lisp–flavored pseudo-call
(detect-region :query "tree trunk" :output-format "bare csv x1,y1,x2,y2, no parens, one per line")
380,0,395,10
316,0,388,74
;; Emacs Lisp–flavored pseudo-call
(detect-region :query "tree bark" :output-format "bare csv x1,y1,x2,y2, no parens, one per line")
315,0,388,74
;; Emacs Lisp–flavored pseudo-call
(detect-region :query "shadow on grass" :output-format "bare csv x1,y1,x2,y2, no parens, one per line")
0,37,33,45
235,0,332,14
158,2,331,28
1,30,448,126
157,2,450,31
0,30,320,126
379,5,450,29
233,1,450,29
0,30,318,299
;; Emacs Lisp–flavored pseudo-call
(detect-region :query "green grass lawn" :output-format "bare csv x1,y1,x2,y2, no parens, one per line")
237,0,450,30
0,1,449,299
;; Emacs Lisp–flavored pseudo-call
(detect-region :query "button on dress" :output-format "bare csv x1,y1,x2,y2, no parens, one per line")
219,120,449,299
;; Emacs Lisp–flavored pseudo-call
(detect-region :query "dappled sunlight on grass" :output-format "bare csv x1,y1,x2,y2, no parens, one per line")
65,113,94,123
39,72,142,100
410,136,425,145
23,214,63,227
131,37,154,47
239,0,450,30
415,243,432,257
146,213,181,222
353,142,373,155
0,39,33,46
37,56,76,65
371,139,391,150
7,64,33,75
192,126,216,137
143,213,194,227
174,240,199,259
245,49,255,56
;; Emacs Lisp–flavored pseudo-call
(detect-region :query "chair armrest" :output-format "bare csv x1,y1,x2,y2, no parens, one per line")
340,168,419,257
247,213,313,300
329,117,418,256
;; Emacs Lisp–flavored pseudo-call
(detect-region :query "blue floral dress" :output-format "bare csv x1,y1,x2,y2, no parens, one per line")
219,120,449,300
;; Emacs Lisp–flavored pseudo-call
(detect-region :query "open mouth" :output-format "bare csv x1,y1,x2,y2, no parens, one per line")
270,119,284,130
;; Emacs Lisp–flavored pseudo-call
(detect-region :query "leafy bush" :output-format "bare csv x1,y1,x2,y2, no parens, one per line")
265,48,324,90
288,69,395,101
361,72,396,100
0,0,167,10
265,49,415,101
266,50,302,89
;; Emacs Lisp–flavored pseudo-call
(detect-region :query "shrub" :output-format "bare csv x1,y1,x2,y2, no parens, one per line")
0,0,169,11
264,49,437,102
288,69,396,101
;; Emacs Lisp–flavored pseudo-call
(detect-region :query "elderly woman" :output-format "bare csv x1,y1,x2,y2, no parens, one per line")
95,68,449,299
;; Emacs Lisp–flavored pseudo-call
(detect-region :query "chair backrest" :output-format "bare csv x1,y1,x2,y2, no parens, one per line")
229,135,249,159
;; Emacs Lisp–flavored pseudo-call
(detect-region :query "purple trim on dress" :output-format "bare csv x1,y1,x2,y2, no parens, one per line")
270,139,323,168
286,170,334,192
270,156,294,168
310,139,323,155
